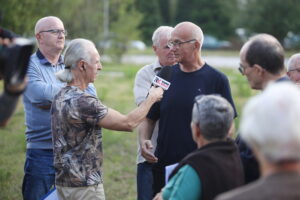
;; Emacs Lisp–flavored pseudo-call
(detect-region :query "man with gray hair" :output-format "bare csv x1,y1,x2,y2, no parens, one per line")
52,38,163,200
287,53,300,84
22,16,97,200
154,95,244,200
139,21,236,195
134,25,176,200
216,82,300,200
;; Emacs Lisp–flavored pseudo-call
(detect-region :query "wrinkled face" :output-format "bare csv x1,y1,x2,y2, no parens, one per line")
36,18,66,52
84,48,102,83
168,27,197,63
287,68,300,84
154,34,176,66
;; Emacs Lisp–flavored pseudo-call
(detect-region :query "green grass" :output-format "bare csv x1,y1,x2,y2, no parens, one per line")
0,63,254,200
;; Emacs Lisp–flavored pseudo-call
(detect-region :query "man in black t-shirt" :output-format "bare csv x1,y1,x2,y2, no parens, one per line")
138,21,237,196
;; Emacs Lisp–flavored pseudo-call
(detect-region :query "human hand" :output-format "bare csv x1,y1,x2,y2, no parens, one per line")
148,86,164,102
141,140,158,163
153,191,163,200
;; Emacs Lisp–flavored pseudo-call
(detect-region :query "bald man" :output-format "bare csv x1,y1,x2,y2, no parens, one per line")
22,16,97,200
139,21,236,195
236,33,290,184
287,53,300,84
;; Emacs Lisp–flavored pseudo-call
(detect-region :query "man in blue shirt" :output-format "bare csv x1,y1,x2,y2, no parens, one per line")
139,21,236,196
22,16,97,200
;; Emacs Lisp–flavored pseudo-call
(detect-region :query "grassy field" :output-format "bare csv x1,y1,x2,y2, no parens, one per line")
0,62,256,200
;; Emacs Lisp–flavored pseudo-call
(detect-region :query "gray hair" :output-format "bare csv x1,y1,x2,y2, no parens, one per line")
287,53,300,72
192,95,234,140
240,82,300,163
56,38,96,83
191,25,204,47
152,26,174,46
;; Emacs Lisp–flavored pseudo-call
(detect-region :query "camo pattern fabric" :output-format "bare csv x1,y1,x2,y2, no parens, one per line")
51,86,108,187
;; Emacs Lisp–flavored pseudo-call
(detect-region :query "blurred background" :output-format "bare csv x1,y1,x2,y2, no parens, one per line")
1,0,300,62
1,0,300,199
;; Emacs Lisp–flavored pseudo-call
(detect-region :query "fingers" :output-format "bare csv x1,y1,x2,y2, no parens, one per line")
149,86,164,102
141,140,158,163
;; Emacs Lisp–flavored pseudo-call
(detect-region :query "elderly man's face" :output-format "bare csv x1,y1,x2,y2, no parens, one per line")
84,48,102,83
169,28,197,63
287,68,300,84
36,18,65,52
154,33,176,66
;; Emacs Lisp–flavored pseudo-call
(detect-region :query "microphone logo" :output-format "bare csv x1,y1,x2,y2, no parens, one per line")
152,75,171,90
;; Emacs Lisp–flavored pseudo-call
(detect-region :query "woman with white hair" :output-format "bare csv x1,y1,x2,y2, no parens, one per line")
216,82,300,200
51,38,163,200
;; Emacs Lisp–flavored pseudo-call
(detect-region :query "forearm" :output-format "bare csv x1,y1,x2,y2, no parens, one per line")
138,118,155,145
125,96,157,130
0,92,20,126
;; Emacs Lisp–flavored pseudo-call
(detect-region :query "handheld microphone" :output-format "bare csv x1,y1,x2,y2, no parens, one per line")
152,65,173,90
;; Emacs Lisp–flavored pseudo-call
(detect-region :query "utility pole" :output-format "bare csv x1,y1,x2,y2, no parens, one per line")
103,0,109,40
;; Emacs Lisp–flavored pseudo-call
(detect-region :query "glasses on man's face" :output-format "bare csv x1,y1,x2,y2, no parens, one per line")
288,67,300,73
238,63,246,75
39,29,67,36
167,39,196,48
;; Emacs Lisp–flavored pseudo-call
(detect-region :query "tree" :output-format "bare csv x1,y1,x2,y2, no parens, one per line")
240,0,300,43
174,0,237,39
135,0,162,45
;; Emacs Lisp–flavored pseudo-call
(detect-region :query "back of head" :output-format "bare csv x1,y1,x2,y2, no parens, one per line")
287,53,300,72
245,33,284,75
56,38,95,82
240,82,300,163
152,26,174,46
192,95,234,140
174,21,204,47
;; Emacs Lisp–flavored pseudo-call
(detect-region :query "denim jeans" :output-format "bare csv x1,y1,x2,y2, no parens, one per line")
137,162,153,200
22,149,55,200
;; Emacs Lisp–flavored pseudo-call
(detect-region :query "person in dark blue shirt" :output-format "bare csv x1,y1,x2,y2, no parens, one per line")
138,21,236,196
237,33,290,183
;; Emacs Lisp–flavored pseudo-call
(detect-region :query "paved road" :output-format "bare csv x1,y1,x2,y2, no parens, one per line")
103,54,289,69
120,55,240,69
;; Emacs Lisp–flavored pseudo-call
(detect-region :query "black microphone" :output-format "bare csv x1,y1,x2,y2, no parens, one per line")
151,65,173,90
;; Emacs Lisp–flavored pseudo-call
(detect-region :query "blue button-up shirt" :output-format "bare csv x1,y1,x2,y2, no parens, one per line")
23,49,97,149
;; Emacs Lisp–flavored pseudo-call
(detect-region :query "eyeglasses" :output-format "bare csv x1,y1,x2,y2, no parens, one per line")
39,29,68,36
238,63,245,75
167,39,196,48
288,67,300,73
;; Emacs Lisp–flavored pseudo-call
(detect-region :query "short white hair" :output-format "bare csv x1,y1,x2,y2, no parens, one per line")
56,38,96,83
34,16,63,34
240,82,300,163
287,53,300,72
152,26,173,46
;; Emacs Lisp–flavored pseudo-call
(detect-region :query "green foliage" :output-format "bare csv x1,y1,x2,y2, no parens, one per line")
239,0,300,43
103,0,142,63
175,0,237,39
0,59,255,199
135,0,162,45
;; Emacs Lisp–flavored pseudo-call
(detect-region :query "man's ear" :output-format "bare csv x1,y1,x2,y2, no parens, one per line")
194,40,201,50
153,45,157,52
191,122,201,142
253,64,265,76
78,60,85,71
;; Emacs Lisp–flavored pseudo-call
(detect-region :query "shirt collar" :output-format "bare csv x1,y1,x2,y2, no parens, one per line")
153,60,163,74
37,49,63,66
